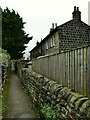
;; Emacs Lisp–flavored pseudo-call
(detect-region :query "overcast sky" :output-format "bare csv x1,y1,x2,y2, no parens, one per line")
1,0,90,58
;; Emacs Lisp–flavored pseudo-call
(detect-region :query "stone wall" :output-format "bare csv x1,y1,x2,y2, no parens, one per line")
2,66,9,85
17,62,90,120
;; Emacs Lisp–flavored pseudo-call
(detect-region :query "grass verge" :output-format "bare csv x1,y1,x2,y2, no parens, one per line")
2,76,10,117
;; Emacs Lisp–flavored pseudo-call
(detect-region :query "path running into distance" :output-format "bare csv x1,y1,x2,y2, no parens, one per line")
5,71,40,119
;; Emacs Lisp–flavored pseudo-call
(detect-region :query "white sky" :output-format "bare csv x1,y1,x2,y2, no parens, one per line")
1,0,90,58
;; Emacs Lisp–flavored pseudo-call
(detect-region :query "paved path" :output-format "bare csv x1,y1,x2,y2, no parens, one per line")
6,71,40,119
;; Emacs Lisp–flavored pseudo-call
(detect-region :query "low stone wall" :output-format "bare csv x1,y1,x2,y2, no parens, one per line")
18,66,90,120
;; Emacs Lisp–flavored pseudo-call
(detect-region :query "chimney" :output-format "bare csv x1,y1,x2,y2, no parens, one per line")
50,23,57,33
50,28,53,32
36,41,39,46
72,6,81,20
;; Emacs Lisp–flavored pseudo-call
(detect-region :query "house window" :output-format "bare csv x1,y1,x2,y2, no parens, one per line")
53,35,55,46
51,38,53,47
39,47,41,53
51,35,55,47
89,33,90,42
46,42,48,49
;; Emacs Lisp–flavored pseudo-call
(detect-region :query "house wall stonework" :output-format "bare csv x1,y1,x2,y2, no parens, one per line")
45,31,60,55
59,20,90,52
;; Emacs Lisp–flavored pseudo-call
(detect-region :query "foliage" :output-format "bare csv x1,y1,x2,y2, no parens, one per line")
22,85,40,116
22,85,36,109
2,7,32,59
41,104,61,120
22,85,29,96
0,48,10,66
41,104,53,120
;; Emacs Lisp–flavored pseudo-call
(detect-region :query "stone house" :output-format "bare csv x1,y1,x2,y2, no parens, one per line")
30,6,90,60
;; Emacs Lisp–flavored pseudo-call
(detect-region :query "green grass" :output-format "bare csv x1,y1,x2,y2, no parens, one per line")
0,98,2,119
2,78,10,117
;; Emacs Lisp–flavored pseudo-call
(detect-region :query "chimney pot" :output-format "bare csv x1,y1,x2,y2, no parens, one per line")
55,23,57,28
74,6,76,11
77,7,79,11
52,23,54,30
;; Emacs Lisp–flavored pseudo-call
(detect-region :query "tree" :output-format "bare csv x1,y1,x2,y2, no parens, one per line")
2,7,32,59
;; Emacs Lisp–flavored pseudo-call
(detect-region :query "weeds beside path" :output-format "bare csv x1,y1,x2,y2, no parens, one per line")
2,72,10,118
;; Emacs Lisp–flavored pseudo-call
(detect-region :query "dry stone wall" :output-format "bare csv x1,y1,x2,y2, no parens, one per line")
17,62,90,120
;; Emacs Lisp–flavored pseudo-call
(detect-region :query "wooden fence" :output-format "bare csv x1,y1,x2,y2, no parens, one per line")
32,46,90,98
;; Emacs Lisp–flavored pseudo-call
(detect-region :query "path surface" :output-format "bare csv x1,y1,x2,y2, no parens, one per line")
6,71,40,119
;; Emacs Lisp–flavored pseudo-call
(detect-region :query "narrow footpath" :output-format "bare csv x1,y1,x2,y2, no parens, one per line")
6,71,40,119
